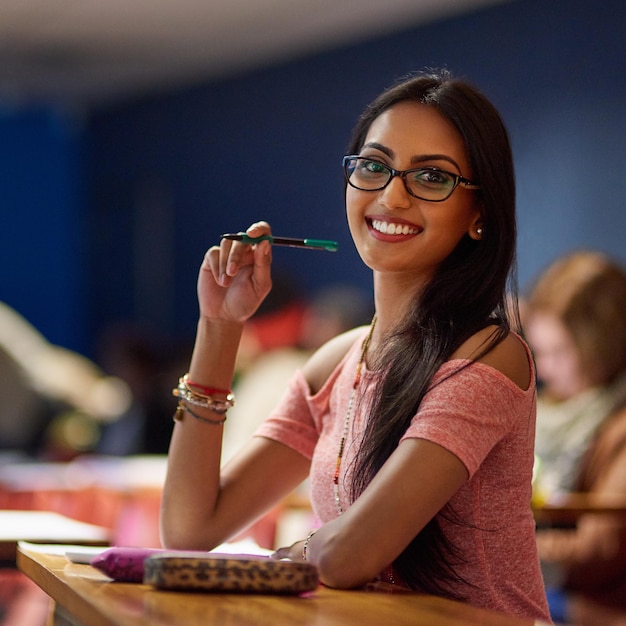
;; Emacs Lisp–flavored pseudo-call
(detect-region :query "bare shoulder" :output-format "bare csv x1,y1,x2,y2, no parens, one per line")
302,326,366,395
451,326,531,391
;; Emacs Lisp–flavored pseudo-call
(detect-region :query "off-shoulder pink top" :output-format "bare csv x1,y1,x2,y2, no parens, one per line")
255,330,551,622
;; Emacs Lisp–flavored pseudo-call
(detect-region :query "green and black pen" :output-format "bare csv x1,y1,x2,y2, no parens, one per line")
221,233,338,252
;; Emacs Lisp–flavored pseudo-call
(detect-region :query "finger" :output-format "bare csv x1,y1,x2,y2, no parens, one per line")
252,239,273,297
246,220,271,238
218,237,236,283
202,246,222,284
270,547,290,560
225,221,271,278
246,221,272,295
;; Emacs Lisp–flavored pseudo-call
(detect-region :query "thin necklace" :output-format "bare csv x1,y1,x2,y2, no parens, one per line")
333,315,377,515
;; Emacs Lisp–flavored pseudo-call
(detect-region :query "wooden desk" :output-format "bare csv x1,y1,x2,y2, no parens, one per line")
17,543,544,626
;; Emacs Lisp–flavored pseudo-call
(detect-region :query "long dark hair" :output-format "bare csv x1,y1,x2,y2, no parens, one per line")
347,70,519,598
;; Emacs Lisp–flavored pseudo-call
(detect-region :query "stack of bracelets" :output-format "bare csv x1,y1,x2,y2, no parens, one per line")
172,374,236,425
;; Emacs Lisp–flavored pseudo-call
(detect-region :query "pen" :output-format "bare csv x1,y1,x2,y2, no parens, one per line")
221,233,338,252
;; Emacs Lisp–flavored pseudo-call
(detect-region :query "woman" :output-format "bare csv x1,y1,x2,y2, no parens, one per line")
525,251,626,500
160,70,550,622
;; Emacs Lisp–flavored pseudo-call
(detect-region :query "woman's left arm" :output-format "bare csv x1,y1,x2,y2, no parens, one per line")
304,438,468,588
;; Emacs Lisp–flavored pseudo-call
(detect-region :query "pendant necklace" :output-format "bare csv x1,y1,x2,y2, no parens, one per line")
333,314,377,515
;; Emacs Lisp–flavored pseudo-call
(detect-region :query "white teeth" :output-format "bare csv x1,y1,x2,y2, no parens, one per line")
372,220,418,235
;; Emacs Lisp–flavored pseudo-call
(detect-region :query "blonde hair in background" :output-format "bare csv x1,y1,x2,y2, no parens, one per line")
527,251,626,387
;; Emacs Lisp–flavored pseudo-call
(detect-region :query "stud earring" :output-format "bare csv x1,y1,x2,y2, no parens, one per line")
476,227,483,238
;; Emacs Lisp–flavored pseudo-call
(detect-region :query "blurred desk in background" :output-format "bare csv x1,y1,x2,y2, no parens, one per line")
0,510,109,564
0,454,300,551
0,455,167,548
533,492,626,526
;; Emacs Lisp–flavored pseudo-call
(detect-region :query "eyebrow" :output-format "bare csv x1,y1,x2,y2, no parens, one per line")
361,142,463,172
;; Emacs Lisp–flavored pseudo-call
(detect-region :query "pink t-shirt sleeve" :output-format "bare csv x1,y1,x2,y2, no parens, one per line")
400,360,534,477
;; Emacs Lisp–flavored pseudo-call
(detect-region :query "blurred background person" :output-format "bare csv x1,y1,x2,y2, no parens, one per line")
524,250,626,625
525,251,626,501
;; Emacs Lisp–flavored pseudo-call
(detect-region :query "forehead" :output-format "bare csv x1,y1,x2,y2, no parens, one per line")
364,101,469,166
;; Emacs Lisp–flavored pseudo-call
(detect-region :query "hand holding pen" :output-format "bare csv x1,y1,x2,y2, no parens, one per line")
199,222,337,323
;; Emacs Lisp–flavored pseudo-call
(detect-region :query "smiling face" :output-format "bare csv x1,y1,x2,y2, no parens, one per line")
346,101,482,286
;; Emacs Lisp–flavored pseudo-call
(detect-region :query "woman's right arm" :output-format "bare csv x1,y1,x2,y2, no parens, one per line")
160,222,310,550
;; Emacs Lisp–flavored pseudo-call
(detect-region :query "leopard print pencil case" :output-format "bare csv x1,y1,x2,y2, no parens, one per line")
143,553,319,594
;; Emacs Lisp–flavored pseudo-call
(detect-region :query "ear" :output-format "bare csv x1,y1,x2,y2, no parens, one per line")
468,214,484,241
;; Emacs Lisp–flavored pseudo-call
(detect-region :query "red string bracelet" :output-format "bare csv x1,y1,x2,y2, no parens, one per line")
183,374,231,398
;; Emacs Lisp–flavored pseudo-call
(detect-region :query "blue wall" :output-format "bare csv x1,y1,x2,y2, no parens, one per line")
0,106,87,351
2,0,626,356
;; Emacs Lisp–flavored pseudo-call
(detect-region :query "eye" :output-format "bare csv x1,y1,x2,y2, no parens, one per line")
356,158,389,179
412,168,454,189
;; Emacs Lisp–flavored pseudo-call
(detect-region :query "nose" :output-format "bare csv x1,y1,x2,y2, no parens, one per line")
378,174,412,210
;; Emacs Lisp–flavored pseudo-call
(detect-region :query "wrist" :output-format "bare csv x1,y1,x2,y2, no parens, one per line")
189,317,244,389
197,315,245,336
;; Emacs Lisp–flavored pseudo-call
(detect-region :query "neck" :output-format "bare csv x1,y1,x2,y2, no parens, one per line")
372,271,424,341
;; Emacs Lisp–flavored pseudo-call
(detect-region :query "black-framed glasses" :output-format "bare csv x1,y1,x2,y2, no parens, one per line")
342,155,481,202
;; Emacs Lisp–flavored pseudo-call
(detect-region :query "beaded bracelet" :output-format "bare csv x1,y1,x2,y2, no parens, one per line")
302,528,318,561
173,400,227,425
